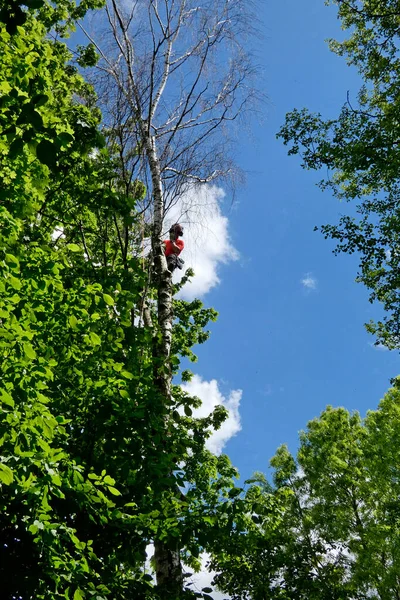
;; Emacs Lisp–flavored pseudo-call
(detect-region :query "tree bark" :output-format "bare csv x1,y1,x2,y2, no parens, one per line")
154,540,184,596
144,132,183,594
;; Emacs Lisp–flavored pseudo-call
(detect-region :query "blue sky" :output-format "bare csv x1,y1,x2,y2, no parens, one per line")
70,2,400,594
77,0,399,479
186,0,400,479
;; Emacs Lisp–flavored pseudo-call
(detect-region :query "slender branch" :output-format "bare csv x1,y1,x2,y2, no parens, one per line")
79,221,97,276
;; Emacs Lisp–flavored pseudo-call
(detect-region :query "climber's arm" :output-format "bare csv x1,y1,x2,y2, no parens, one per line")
170,241,182,253
171,239,184,254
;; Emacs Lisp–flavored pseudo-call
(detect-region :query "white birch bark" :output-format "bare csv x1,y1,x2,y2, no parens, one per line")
143,132,180,595
143,134,173,362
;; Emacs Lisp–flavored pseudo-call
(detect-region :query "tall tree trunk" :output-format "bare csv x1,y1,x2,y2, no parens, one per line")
145,134,173,359
144,133,183,595
81,1,258,593
154,540,183,596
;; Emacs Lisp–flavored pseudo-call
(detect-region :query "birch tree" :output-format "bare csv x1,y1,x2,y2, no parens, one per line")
77,0,259,593
81,0,257,344
0,3,245,598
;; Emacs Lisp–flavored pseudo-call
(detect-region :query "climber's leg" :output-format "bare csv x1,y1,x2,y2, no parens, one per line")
167,254,178,273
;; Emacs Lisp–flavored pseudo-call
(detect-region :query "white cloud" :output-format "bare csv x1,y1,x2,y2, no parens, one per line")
164,185,239,300
188,553,229,599
368,341,389,352
88,148,99,160
181,375,242,455
301,272,317,290
51,226,64,241
145,543,155,579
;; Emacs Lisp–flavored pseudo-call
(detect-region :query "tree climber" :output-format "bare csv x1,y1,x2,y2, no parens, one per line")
163,223,185,273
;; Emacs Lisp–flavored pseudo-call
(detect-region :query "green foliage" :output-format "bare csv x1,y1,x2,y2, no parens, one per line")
0,3,240,598
77,43,100,68
278,0,400,349
172,298,218,366
0,7,135,597
211,387,400,599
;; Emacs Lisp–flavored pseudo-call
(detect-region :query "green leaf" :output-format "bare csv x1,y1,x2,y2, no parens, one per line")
51,473,62,486
30,110,44,132
107,486,121,496
89,331,101,346
103,293,114,306
57,131,74,146
36,139,57,167
25,0,46,9
8,137,24,159
0,463,13,485
73,588,84,600
32,93,49,107
8,275,21,290
5,253,19,269
4,124,16,142
67,244,81,252
184,405,193,417
121,370,133,379
228,488,242,498
69,315,78,329
23,343,37,360
0,389,14,408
